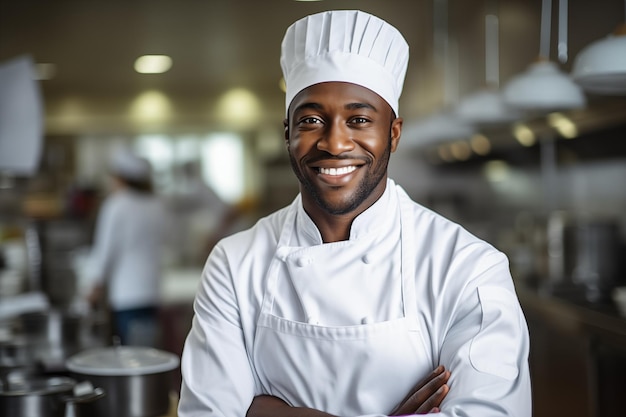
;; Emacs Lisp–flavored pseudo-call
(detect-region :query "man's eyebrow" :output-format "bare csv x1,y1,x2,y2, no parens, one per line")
293,102,324,113
345,102,378,112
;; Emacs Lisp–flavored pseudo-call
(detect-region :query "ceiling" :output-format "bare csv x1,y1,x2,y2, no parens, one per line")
1,0,625,137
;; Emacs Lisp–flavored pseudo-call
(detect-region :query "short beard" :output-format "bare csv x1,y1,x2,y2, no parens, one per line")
289,136,392,216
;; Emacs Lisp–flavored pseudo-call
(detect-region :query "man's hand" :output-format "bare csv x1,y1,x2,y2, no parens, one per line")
390,365,451,415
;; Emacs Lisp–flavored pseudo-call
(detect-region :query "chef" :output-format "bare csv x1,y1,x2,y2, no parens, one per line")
178,9,531,417
86,147,171,347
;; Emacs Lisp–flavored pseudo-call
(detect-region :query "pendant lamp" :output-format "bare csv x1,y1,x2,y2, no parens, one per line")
403,0,475,149
456,8,521,125
403,112,475,147
503,0,586,111
571,4,626,96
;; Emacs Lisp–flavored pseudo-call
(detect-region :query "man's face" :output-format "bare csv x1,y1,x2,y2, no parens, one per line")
285,82,402,217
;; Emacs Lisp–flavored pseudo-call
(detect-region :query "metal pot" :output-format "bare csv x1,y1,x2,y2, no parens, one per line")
18,309,82,347
0,375,104,417
66,346,180,417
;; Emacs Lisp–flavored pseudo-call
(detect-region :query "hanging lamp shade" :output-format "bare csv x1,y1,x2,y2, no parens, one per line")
402,112,476,148
503,0,586,111
571,24,626,95
503,60,586,111
456,12,522,125
456,87,522,125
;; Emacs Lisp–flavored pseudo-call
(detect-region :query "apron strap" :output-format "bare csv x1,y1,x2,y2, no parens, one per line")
399,190,418,318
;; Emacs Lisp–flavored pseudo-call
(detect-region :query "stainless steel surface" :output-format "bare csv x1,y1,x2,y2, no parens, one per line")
69,372,174,417
19,310,82,346
66,346,180,417
0,335,36,376
0,375,75,417
564,220,622,297
541,213,623,302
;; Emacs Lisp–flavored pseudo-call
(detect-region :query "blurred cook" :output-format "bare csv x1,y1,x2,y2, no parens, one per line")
86,147,170,347
179,9,531,417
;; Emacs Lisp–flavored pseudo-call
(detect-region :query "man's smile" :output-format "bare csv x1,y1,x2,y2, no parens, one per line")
318,166,357,176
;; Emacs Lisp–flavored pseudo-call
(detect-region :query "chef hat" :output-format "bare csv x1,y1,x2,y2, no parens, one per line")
109,147,151,181
280,10,409,116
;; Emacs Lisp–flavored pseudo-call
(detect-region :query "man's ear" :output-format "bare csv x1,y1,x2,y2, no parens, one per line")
283,119,290,147
390,117,403,153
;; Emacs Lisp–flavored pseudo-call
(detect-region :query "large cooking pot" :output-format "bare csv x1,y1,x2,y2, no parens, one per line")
66,345,180,417
0,374,104,417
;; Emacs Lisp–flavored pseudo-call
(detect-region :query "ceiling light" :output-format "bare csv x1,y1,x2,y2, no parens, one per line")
216,88,261,128
512,123,537,147
130,90,172,122
134,55,172,74
503,0,586,112
449,141,472,161
456,88,522,125
470,134,492,156
483,160,511,183
455,14,522,125
571,23,626,95
437,145,454,162
546,112,578,138
503,60,586,111
402,112,476,148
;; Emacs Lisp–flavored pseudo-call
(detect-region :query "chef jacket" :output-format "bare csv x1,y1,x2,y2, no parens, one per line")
87,189,170,310
179,179,531,417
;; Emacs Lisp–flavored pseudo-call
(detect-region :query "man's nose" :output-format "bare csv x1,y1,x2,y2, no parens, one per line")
316,121,355,155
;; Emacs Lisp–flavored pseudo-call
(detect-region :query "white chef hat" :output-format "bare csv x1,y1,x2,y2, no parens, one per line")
280,10,409,116
109,147,151,181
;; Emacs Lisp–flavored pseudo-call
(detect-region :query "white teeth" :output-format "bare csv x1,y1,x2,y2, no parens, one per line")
319,166,357,176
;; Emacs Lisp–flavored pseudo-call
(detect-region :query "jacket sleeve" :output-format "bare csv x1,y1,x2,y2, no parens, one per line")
178,243,258,417
437,250,532,416
86,196,119,285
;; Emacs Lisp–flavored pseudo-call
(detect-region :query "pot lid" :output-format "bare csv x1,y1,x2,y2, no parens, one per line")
66,346,179,376
0,376,76,396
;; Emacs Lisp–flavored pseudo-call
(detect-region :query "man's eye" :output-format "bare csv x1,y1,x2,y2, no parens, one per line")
299,117,322,125
350,117,370,124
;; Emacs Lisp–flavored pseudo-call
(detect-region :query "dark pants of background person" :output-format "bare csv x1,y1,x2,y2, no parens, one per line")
112,306,160,347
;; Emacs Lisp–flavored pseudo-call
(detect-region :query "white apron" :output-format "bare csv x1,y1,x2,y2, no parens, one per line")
253,193,433,416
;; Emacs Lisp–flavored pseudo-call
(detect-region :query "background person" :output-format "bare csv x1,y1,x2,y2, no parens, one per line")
179,9,531,417
85,147,171,347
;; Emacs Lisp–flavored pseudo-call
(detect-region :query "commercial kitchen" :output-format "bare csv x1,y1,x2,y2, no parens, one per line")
1,1,625,416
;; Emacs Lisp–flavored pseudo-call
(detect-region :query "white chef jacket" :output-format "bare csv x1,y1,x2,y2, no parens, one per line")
179,179,531,417
87,189,170,310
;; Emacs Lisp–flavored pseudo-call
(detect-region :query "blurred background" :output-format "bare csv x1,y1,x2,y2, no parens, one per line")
1,1,626,416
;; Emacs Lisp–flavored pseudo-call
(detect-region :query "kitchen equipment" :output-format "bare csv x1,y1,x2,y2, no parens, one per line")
17,309,84,371
612,286,626,317
563,219,622,301
0,335,37,378
18,310,82,344
66,345,180,417
0,374,104,417
544,213,623,302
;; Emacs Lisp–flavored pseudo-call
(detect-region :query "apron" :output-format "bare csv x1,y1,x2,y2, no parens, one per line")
253,191,433,416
